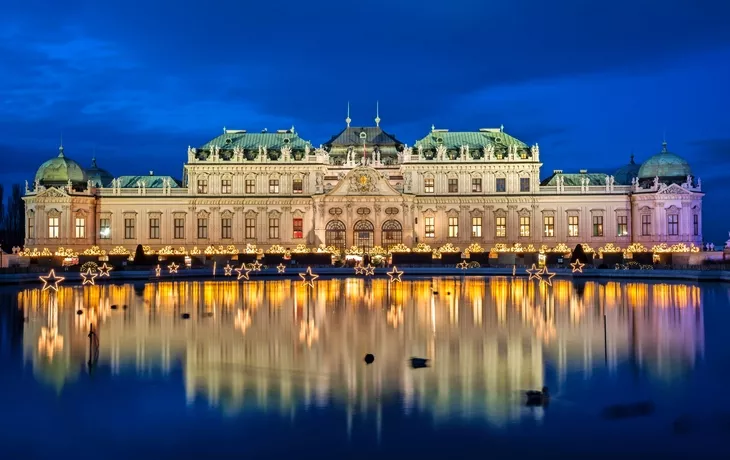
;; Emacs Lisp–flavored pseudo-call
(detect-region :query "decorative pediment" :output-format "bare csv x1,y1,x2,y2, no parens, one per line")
518,208,531,217
657,183,693,195
327,166,401,197
292,209,305,218
268,210,282,218
666,205,681,212
46,208,62,217
197,209,210,218
494,208,507,217
36,187,68,198
541,209,556,216
446,208,459,217
245,210,257,218
221,209,234,218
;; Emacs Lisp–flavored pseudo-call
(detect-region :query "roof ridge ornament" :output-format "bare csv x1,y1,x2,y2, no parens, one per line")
346,101,351,127
375,101,380,127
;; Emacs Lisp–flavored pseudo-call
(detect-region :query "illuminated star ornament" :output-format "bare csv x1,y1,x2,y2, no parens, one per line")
570,259,585,273
40,269,65,292
154,264,162,277
98,263,113,277
168,262,179,274
299,266,319,288
250,260,263,272
386,266,403,283
539,266,556,286
456,261,469,270
276,263,286,273
223,264,233,276
526,264,542,281
81,268,97,286
363,264,375,276
354,265,365,275
235,264,251,280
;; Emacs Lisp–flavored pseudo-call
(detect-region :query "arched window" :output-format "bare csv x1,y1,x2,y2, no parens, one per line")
381,220,402,250
353,220,374,253
325,220,347,254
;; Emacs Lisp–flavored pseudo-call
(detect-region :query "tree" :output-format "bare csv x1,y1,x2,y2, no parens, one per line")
571,243,588,264
2,184,23,251
134,244,146,265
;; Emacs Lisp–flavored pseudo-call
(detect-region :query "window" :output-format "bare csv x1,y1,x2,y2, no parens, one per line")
75,217,86,239
495,178,506,192
424,177,434,193
568,216,579,237
124,218,135,240
197,217,208,239
592,215,604,237
48,217,59,239
693,214,699,236
448,178,458,193
221,217,232,239
28,217,35,239
520,177,530,192
472,216,482,238
245,218,256,239
197,178,208,194
174,218,185,239
519,216,530,237
269,179,279,194
293,218,303,238
269,217,280,239
448,217,459,238
100,218,111,239
616,215,628,236
667,214,679,236
221,178,232,194
496,216,506,237
641,215,651,236
149,217,160,239
543,216,554,237
424,217,435,238
472,178,482,193
293,178,303,194
245,179,255,194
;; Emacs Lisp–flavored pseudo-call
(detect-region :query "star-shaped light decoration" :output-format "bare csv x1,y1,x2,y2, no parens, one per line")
98,263,113,277
81,268,97,286
250,260,263,272
456,261,469,270
539,266,556,286
168,262,179,274
154,264,162,277
386,266,403,283
354,265,365,275
363,264,375,276
526,264,542,281
223,263,233,276
40,269,65,292
235,264,251,280
299,266,319,288
276,263,286,273
570,259,585,273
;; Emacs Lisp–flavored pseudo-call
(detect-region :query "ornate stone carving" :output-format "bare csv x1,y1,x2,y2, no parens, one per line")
347,168,380,194
435,144,447,161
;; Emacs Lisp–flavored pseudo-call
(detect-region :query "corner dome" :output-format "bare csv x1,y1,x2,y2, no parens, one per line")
86,157,114,187
34,146,88,187
638,142,692,180
613,154,641,185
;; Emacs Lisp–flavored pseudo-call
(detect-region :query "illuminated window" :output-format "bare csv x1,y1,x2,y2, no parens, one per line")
519,216,530,237
495,177,506,192
616,215,628,236
592,215,604,237
496,216,506,237
424,177,434,193
448,217,458,238
221,178,232,194
472,216,482,237
245,218,256,239
48,217,59,239
424,217,435,238
693,214,699,236
197,217,208,239
448,178,458,193
293,218,303,238
100,218,111,239
520,177,530,192
28,217,35,239
174,218,185,239
472,177,482,193
221,217,232,239
269,217,280,239
245,179,255,194
269,179,279,194
197,178,208,194
124,218,135,240
568,216,579,237
293,178,303,194
75,217,86,239
149,217,160,239
667,214,679,236
543,216,554,237
641,214,651,236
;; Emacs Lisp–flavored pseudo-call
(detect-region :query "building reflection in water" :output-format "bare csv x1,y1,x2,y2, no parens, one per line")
18,277,704,427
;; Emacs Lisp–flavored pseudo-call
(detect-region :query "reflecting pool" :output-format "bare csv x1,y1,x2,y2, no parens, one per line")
1,277,730,458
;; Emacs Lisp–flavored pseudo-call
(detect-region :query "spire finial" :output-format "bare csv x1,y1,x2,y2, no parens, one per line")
630,151,635,164
500,124,504,132
223,126,227,134
345,101,351,127
662,130,668,152
59,131,64,157
375,101,380,127
92,146,97,167
431,124,435,132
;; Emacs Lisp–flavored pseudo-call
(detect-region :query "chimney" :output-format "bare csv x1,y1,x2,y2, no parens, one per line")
579,169,588,174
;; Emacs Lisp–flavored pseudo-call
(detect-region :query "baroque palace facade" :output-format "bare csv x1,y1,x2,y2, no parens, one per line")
23,114,704,255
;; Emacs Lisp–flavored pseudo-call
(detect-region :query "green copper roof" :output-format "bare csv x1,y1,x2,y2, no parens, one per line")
34,146,88,186
613,154,641,185
86,157,114,187
116,175,181,188
540,173,609,186
638,142,692,179
324,126,403,148
200,130,311,151
414,129,529,150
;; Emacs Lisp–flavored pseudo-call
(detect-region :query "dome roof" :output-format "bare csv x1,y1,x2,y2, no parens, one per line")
613,154,641,185
34,146,88,186
638,142,692,179
86,157,114,187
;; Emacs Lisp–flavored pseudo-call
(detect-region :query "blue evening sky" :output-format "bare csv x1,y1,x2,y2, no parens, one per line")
1,0,729,242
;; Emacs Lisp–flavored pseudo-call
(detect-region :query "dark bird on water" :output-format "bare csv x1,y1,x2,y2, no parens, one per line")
364,354,375,364
410,357,429,369
525,386,550,406
181,313,191,319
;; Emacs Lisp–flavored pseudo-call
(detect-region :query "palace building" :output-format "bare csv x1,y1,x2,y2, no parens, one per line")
22,112,704,255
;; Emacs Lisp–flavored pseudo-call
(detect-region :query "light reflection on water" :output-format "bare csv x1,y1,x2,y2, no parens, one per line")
15,277,705,430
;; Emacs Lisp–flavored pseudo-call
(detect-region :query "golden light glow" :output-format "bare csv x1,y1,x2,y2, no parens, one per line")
570,259,585,273
155,264,161,277
298,319,319,347
299,266,319,288
539,266,556,286
363,264,375,276
389,243,411,253
223,264,233,276
267,244,287,254
526,264,542,280
598,242,622,256
168,262,179,274
40,269,65,291
250,260,263,271
235,264,251,280
457,260,469,269
276,263,286,273
98,263,113,277
354,265,364,275
109,246,130,255
386,266,403,283
81,268,97,285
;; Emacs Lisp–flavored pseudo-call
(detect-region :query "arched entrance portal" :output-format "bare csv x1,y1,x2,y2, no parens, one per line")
325,220,346,254
381,220,402,250
353,220,374,253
